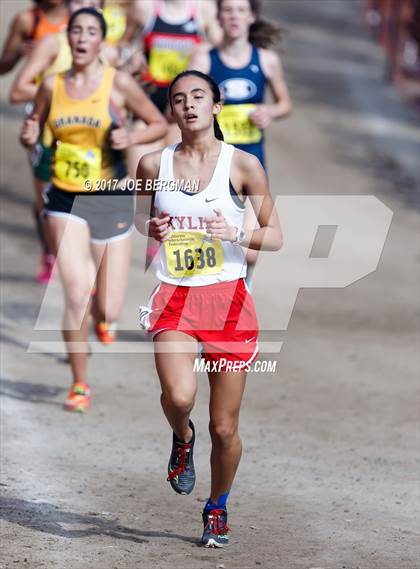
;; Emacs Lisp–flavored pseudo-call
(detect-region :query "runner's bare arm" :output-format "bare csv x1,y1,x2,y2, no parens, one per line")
188,45,211,74
101,43,119,67
199,0,223,47
249,49,292,128
19,76,53,148
0,10,33,75
135,151,172,241
111,71,167,150
9,34,59,103
226,149,282,250
263,50,292,119
121,0,150,42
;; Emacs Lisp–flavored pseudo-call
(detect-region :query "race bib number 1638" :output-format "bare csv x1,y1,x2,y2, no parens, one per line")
164,231,223,277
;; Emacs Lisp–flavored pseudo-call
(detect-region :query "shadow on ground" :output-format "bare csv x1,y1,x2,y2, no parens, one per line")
0,497,197,545
0,377,65,406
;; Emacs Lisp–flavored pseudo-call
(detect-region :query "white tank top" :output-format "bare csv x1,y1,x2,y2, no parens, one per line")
154,141,247,286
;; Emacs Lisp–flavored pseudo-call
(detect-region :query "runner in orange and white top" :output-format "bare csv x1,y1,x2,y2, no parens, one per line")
1,0,69,283
0,0,68,75
135,70,282,547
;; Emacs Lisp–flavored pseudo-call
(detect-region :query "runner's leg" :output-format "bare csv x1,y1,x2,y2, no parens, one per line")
48,214,94,383
154,330,198,442
91,233,132,328
208,369,247,501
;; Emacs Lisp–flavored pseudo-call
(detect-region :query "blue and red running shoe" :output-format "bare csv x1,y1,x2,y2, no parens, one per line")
167,420,196,495
201,508,230,547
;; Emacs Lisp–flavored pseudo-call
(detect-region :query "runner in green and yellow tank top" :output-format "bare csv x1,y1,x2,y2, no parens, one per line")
20,7,167,412
48,65,127,191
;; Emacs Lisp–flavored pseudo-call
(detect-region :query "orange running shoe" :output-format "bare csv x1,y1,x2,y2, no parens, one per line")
95,321,117,345
64,381,91,413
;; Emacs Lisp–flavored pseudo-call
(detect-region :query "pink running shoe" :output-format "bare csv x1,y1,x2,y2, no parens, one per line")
37,254,55,284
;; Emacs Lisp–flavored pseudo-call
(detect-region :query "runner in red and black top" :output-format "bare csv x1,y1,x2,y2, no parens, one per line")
121,0,222,179
141,0,204,113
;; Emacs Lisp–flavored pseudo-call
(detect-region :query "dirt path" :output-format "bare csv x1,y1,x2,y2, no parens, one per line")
1,1,419,568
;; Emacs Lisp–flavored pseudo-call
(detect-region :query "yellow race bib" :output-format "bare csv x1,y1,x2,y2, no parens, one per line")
149,48,190,84
164,231,224,277
218,104,262,145
54,142,101,189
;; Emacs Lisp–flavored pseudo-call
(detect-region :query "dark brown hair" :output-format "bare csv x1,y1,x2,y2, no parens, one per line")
217,0,282,48
168,70,224,141
68,7,107,38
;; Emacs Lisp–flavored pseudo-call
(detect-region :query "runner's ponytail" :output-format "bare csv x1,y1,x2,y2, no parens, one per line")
217,0,283,49
213,117,224,141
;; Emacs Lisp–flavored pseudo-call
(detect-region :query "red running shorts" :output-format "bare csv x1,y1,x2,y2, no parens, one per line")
145,278,259,367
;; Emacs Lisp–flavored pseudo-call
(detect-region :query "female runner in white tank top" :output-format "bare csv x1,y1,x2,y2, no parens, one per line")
135,70,282,547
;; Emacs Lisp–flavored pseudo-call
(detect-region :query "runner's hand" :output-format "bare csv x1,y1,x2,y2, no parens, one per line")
124,50,148,76
249,105,272,129
109,125,132,150
205,208,236,242
20,113,40,148
148,211,172,242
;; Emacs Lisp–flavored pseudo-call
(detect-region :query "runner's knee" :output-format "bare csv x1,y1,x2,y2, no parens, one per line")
209,418,239,446
65,287,91,317
161,390,195,414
